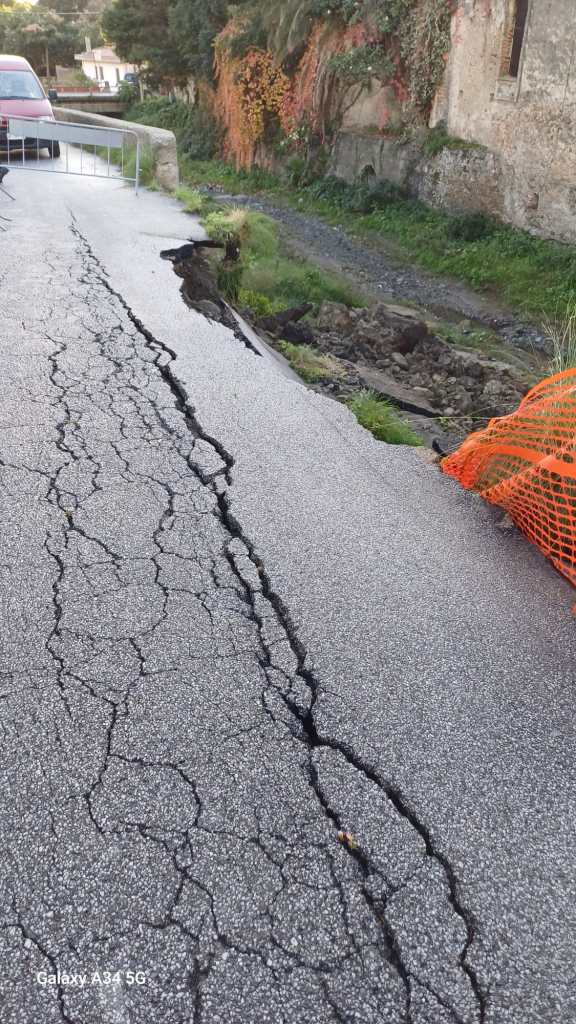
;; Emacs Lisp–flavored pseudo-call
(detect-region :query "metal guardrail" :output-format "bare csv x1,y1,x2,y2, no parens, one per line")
1,114,140,193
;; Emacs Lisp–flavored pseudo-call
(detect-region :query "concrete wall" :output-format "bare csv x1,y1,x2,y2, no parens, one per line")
54,108,179,191
331,132,422,188
331,131,510,222
53,95,127,116
340,79,402,132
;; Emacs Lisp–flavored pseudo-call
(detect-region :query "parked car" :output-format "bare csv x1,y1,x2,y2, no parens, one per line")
0,55,60,157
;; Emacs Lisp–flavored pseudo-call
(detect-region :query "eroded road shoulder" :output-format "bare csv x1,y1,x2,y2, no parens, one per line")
0,219,484,1024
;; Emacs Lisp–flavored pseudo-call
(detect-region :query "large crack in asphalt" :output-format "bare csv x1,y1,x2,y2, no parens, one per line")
0,213,487,1024
65,219,487,1024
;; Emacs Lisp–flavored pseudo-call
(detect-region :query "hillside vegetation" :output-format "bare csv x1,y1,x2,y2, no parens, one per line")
103,0,452,165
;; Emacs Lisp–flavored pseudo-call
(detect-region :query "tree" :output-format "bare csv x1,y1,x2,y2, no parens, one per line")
37,0,89,12
0,5,84,76
101,0,189,88
168,0,233,81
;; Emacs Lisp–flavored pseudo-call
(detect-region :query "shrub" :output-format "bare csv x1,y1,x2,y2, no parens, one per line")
238,289,280,317
117,81,138,105
328,45,395,85
447,212,498,242
304,175,405,213
285,154,316,188
128,98,222,161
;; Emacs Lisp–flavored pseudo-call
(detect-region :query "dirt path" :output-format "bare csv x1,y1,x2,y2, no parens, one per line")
216,190,549,356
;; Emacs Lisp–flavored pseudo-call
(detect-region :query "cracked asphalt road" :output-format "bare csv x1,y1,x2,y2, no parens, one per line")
0,165,575,1024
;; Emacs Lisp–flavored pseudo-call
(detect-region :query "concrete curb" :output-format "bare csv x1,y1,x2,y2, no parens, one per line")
54,107,179,191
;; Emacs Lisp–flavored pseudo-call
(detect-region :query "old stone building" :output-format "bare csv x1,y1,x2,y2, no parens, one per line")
333,0,576,243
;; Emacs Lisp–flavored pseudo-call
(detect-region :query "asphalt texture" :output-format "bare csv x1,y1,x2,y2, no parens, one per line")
0,156,574,1024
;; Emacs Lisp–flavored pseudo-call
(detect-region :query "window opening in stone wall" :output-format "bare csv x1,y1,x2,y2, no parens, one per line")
508,0,529,78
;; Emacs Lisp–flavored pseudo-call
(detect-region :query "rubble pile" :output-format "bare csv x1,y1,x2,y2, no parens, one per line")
310,302,528,421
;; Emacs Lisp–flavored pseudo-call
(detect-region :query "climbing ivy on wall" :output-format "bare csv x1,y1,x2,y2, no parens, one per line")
398,0,454,111
310,0,411,32
328,44,395,85
312,0,453,110
212,0,455,167
215,28,294,167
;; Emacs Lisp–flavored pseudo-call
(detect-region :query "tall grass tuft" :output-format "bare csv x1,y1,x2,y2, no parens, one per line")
346,391,423,446
545,302,576,374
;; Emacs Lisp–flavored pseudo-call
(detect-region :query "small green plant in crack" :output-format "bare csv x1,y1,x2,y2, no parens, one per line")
422,124,486,157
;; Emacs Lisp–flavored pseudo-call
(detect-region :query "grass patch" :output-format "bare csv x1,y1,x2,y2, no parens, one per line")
196,205,363,310
278,341,345,383
244,258,362,309
178,156,280,194
346,391,423,446
94,142,156,188
173,185,205,214
422,125,486,157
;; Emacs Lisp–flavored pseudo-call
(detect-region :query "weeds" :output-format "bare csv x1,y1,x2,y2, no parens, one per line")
422,124,485,157
94,143,156,188
545,303,576,374
203,207,252,245
238,290,283,316
178,157,280,194
278,341,345,383
173,185,205,213
198,205,363,310
346,391,423,446
306,175,406,213
217,262,244,303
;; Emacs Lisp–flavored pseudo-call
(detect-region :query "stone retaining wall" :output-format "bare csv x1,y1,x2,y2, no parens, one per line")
331,131,576,244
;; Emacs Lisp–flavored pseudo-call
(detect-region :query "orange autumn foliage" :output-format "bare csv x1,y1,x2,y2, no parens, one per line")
215,31,291,168
215,18,379,166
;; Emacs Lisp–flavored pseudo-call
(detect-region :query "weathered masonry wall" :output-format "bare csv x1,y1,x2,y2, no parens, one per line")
331,131,509,225
438,0,576,241
332,0,576,244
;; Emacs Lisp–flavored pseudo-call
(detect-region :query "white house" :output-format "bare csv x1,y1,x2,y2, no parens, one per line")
74,40,136,92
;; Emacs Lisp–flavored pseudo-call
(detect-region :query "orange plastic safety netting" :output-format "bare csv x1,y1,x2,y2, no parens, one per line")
442,369,576,587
